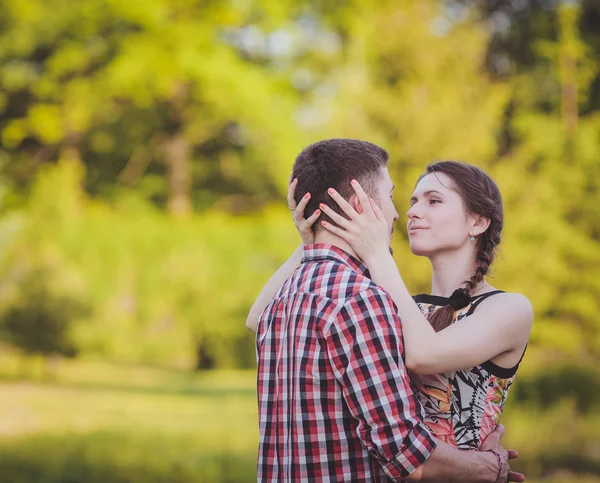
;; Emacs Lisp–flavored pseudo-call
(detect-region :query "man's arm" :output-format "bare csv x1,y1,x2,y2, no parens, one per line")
324,288,437,481
325,288,520,483
412,440,497,482
245,244,303,333
414,424,525,483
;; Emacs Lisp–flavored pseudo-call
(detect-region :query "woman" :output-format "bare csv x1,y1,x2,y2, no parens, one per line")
247,161,533,450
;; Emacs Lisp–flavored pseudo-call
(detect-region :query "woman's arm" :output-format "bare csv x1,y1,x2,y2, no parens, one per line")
364,251,533,374
245,244,304,333
245,178,321,333
319,184,533,374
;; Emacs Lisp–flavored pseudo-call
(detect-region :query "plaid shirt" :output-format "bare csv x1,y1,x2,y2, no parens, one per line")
256,244,436,482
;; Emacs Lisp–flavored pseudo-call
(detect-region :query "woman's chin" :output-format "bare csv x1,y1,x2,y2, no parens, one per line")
409,243,432,257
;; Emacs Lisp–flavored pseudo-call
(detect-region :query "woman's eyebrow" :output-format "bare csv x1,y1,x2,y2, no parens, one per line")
409,190,444,203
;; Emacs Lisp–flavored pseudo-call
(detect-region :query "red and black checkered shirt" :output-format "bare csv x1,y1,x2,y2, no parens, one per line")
256,244,436,482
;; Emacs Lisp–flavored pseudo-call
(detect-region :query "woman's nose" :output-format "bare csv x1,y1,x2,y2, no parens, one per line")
407,204,421,220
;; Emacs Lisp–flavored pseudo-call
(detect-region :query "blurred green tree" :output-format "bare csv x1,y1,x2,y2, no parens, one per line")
1,268,86,360
0,0,597,371
0,0,304,213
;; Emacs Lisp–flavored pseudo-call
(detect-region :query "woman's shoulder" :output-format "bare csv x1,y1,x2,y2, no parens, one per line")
477,291,532,311
473,291,534,327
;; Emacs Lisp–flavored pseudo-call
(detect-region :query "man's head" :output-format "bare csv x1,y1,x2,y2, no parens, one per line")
292,138,397,237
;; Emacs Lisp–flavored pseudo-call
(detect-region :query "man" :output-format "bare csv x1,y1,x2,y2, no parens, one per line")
253,139,523,482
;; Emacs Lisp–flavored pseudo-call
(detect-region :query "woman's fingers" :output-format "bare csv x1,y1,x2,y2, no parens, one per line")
319,203,351,230
508,471,525,482
304,208,321,227
350,180,374,216
369,198,387,224
507,450,524,481
295,192,310,220
327,188,359,220
320,220,349,240
287,177,298,210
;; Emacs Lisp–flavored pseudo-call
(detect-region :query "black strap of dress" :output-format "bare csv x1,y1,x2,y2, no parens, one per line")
465,290,504,316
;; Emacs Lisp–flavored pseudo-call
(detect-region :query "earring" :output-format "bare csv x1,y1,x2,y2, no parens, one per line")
470,236,475,241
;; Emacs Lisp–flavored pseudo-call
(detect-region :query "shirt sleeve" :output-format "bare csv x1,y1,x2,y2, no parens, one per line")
323,288,436,481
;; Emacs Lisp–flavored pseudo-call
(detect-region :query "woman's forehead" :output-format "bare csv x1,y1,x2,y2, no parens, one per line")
412,172,457,195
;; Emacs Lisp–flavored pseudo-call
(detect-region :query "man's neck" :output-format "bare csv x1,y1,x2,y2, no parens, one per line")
313,231,361,262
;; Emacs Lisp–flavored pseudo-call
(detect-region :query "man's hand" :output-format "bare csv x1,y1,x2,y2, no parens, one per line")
479,425,525,482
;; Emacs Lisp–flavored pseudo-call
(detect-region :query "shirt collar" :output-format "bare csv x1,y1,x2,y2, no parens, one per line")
301,243,369,276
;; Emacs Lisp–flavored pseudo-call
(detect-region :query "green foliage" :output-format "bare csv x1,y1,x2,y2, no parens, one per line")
0,1,599,479
0,268,87,357
0,160,297,367
513,362,600,414
0,0,305,205
0,0,597,373
502,396,600,477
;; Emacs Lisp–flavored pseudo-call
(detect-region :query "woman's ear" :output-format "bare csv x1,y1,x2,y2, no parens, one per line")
471,215,491,237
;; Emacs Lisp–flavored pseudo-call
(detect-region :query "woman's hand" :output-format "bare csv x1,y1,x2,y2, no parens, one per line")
288,177,321,245
319,179,391,265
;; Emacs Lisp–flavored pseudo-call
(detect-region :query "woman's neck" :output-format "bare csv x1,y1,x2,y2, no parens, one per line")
428,246,486,297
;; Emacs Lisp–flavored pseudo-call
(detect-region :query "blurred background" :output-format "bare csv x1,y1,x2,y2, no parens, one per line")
0,0,599,481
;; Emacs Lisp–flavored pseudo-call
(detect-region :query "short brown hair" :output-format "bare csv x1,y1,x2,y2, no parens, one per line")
292,138,389,229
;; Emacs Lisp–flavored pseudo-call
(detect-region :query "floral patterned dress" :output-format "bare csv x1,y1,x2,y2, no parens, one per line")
411,290,525,450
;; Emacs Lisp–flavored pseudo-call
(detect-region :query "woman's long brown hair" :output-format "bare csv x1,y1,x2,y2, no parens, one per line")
421,162,504,332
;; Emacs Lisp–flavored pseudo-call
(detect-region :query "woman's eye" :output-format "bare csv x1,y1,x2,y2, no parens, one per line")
430,199,441,204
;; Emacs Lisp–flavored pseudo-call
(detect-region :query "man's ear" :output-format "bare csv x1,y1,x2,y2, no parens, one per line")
471,215,491,237
350,193,363,214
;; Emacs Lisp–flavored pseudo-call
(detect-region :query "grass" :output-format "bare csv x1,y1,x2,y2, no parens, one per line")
0,353,599,482
0,355,258,482
0,372,256,440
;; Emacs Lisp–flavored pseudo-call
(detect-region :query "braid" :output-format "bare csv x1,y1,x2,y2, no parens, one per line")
468,212,502,293
428,304,456,332
418,161,504,333
465,236,494,295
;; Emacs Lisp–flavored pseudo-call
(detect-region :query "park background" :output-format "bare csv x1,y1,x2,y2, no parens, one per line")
0,0,599,481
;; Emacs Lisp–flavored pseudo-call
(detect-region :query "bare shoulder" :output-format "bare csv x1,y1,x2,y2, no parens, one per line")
477,292,534,327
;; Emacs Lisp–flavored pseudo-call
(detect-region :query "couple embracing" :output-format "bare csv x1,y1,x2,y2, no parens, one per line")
246,138,533,482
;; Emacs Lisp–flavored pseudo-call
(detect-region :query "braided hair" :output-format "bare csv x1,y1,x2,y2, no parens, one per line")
421,161,504,332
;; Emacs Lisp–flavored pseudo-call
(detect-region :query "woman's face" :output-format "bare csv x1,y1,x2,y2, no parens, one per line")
407,172,475,257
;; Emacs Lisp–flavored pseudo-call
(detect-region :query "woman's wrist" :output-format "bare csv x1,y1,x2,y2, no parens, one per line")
364,250,395,273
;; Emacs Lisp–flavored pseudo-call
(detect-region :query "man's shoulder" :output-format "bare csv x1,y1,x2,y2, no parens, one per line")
323,283,401,340
315,263,397,324
341,282,397,312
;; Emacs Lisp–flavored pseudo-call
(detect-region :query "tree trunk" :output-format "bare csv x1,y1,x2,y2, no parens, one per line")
559,5,579,142
195,340,215,370
164,131,192,217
